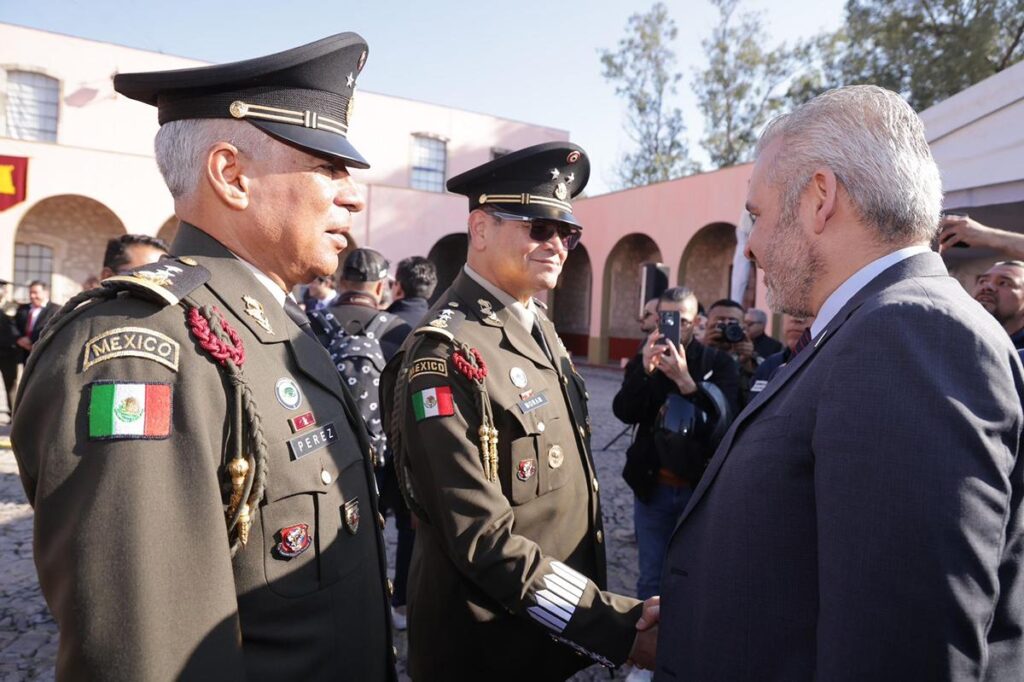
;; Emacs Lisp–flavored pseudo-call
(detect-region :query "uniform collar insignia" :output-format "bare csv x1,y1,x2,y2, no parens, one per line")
242,294,274,334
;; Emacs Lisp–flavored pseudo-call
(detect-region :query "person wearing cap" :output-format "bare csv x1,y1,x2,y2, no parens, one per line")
11,34,395,681
321,248,410,359
380,142,655,680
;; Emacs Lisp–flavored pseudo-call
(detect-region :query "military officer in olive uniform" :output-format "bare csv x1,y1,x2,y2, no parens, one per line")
381,143,653,680
12,34,395,681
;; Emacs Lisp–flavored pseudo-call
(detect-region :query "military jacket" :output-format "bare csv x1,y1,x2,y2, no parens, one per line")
381,272,642,681
12,223,395,681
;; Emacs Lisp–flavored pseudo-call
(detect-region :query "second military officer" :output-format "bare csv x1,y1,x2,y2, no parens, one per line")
13,34,395,681
381,143,652,680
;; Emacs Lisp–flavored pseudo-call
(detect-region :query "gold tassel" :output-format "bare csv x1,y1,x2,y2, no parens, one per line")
237,503,251,547
488,427,499,483
478,424,491,480
226,457,249,519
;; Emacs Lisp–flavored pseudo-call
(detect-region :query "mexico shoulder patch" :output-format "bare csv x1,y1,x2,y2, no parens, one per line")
88,382,172,440
412,386,454,421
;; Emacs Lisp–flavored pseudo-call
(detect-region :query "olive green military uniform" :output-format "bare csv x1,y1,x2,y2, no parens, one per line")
13,224,395,681
381,271,642,680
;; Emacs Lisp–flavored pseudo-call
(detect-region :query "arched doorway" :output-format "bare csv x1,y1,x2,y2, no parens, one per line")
427,233,468,304
15,195,126,303
601,233,662,362
156,216,178,248
548,244,591,356
678,222,737,309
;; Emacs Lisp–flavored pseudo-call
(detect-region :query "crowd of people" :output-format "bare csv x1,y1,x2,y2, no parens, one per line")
4,30,1024,682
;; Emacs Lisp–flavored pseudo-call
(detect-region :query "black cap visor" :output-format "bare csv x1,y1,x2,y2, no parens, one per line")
253,120,369,169
485,206,582,229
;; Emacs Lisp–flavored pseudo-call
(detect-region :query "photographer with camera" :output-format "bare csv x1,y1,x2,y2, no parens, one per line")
613,287,740,652
704,298,764,405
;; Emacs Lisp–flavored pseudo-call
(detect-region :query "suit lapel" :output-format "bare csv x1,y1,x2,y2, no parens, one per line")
674,251,949,529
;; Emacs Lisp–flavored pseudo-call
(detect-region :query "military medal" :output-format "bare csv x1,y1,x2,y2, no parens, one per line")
275,377,303,410
517,459,536,481
343,498,360,534
276,523,311,558
510,367,529,388
242,295,274,334
548,445,564,469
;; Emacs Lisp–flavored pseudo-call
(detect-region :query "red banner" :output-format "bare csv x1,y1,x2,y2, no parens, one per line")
0,156,28,212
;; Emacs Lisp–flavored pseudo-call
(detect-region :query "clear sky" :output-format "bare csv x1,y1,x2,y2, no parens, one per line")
2,0,845,194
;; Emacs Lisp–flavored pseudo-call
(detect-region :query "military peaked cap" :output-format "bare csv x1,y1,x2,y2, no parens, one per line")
114,33,370,169
447,142,590,227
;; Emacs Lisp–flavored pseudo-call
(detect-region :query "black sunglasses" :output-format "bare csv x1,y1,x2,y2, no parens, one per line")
525,220,581,250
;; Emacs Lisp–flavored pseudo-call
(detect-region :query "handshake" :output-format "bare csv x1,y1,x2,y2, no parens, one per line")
628,595,660,671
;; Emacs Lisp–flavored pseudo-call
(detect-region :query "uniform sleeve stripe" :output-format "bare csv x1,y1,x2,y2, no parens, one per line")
536,587,575,613
528,606,567,632
544,573,584,603
551,560,588,590
535,592,575,622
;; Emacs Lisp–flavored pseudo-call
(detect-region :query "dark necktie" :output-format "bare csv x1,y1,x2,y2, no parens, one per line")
284,298,315,339
530,320,554,363
793,328,812,356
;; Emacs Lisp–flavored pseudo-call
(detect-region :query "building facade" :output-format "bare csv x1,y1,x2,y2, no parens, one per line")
3,24,1020,365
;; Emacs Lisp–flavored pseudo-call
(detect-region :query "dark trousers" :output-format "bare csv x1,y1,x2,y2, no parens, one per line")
376,457,414,607
0,356,17,413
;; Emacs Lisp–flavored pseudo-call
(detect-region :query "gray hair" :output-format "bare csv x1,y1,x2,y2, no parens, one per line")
756,85,943,245
153,119,274,199
746,308,768,324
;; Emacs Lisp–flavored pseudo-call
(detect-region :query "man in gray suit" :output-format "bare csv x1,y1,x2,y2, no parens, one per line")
650,85,1024,680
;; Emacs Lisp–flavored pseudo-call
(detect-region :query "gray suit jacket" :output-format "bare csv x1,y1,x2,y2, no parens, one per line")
655,252,1024,681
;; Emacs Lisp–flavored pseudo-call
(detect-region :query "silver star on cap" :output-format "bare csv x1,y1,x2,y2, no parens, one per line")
549,168,560,180
566,172,575,183
347,72,355,88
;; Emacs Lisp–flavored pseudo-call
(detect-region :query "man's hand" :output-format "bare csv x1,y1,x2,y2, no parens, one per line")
629,625,659,671
704,324,729,350
15,336,31,351
636,595,660,631
938,215,995,252
733,338,756,370
654,337,697,395
641,329,664,375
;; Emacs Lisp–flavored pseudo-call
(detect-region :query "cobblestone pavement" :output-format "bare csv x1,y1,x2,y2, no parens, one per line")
0,364,640,680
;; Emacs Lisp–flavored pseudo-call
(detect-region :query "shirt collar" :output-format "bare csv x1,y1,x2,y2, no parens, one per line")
463,264,536,331
233,254,288,308
810,244,930,339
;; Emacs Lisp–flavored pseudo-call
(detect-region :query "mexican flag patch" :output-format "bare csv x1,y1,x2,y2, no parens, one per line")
412,386,454,421
88,382,172,440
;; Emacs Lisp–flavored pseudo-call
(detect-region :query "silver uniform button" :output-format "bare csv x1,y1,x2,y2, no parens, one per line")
537,421,546,433
320,469,333,485
578,425,587,439
592,477,600,493
596,530,604,544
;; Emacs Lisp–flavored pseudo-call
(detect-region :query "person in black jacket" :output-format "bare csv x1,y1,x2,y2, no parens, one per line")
612,287,740,604
387,256,436,328
0,279,19,415
748,313,814,398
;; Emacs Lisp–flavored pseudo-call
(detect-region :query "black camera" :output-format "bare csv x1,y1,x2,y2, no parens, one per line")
716,321,746,344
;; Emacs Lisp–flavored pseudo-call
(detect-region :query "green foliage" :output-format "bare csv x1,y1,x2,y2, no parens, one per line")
837,0,1024,111
693,0,797,167
599,2,699,188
